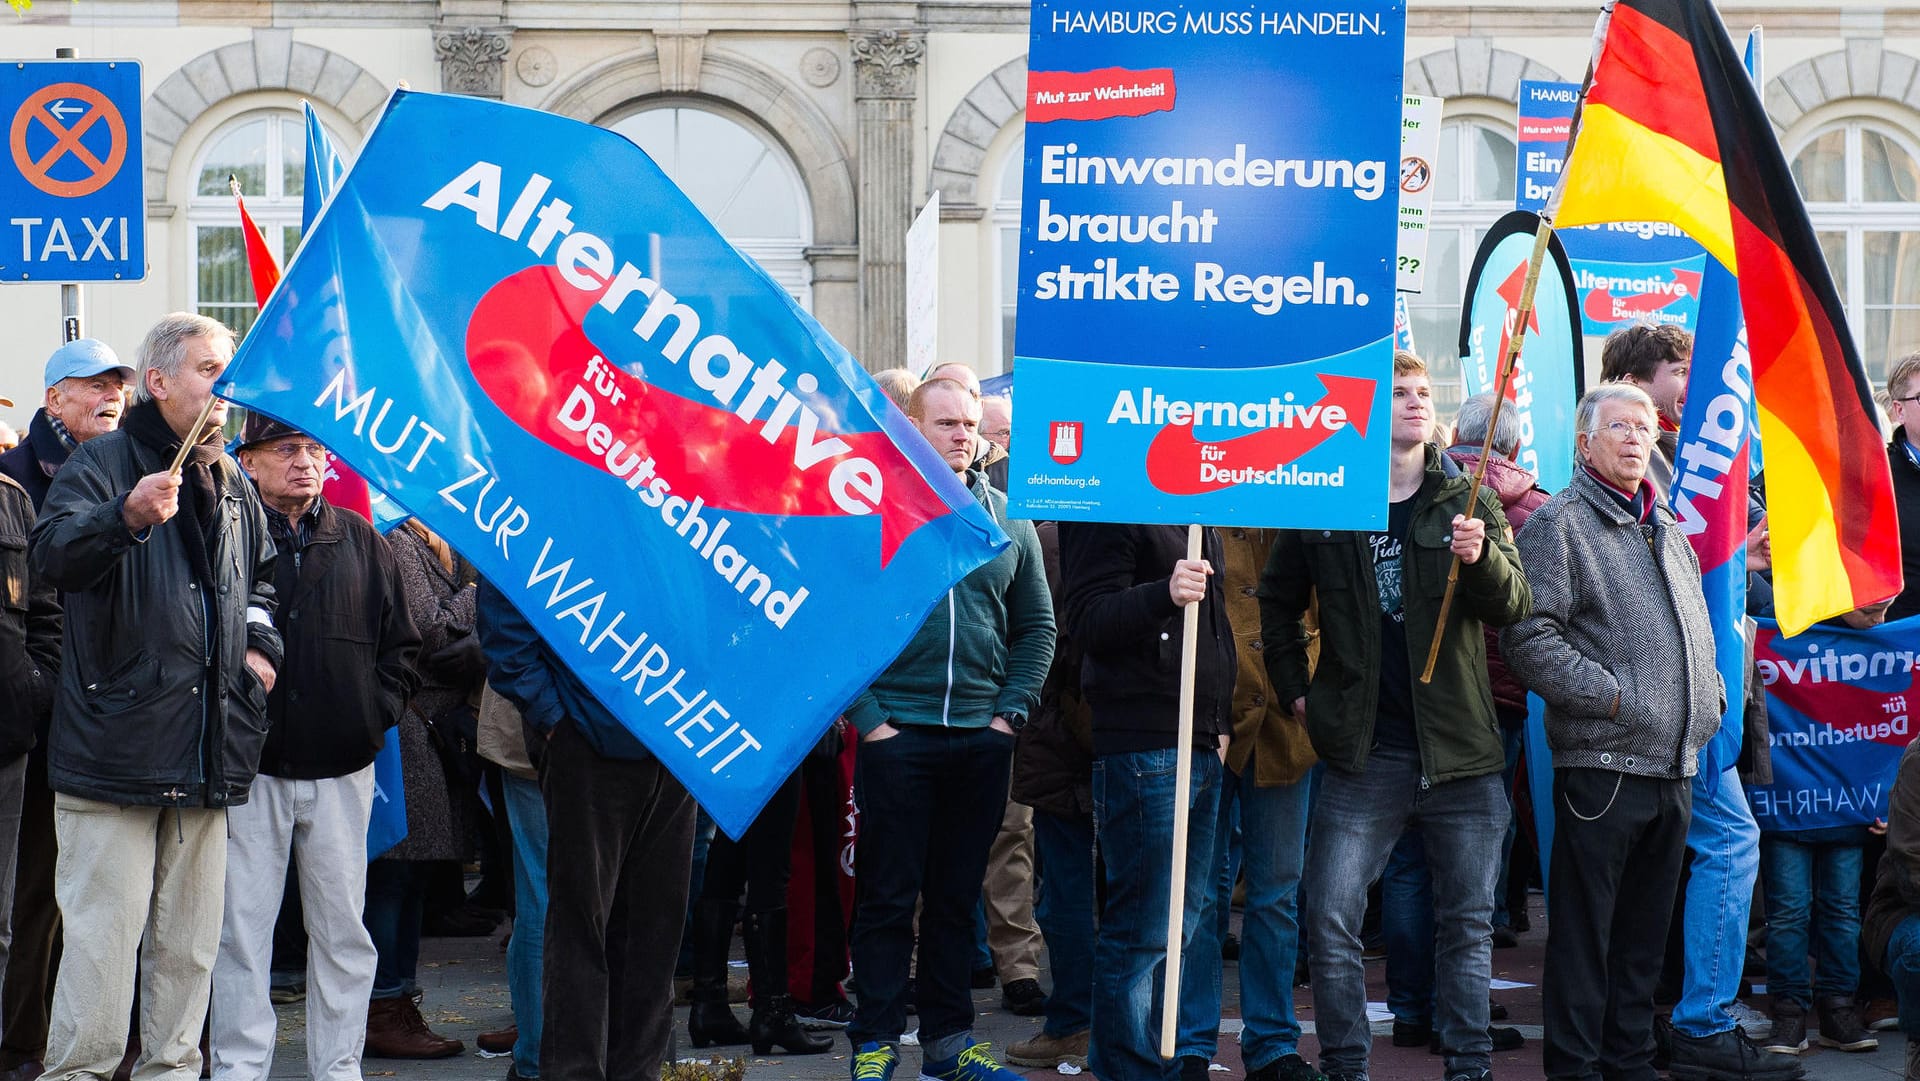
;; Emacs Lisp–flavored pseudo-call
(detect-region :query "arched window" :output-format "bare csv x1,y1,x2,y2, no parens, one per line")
994,137,1024,374
1407,115,1517,409
606,104,814,310
1792,119,1920,384
187,110,343,337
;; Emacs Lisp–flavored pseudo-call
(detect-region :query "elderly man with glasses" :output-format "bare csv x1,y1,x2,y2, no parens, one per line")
209,413,421,1081
1503,383,1793,1081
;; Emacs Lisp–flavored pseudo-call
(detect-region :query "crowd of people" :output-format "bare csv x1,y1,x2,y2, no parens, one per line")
7,311,1920,1081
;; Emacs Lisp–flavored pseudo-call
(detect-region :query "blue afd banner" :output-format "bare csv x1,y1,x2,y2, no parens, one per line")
1747,615,1920,831
1008,0,1404,529
1671,258,1755,784
1516,80,1707,337
217,89,1009,838
1456,211,1584,493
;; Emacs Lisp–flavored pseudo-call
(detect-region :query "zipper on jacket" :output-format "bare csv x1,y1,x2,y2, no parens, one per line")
941,591,956,727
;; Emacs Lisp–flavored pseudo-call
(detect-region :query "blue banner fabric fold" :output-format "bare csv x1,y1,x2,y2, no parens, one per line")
219,89,1010,837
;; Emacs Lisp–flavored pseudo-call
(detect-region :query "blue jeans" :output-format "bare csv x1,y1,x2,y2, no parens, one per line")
1492,727,1524,929
1214,771,1244,946
1382,828,1434,1025
1033,810,1095,1038
364,860,425,1000
1761,836,1864,1005
1669,767,1760,1038
1181,766,1235,1061
1305,747,1506,1078
504,772,549,1079
1091,748,1223,1081
1883,914,1920,1034
1236,772,1312,1071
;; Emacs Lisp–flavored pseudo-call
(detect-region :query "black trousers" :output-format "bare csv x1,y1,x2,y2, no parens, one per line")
0,754,57,1067
540,719,695,1081
1543,768,1691,1081
700,772,802,914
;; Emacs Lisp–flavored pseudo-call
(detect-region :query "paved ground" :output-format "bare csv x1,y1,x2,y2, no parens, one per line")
273,901,1912,1081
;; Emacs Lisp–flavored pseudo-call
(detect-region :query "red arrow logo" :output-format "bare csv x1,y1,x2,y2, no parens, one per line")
1492,261,1543,396
1143,374,1374,495
465,266,953,567
1582,266,1703,325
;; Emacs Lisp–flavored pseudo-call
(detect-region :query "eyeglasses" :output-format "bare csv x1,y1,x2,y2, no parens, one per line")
1895,394,1920,405
1587,421,1655,442
981,428,1012,442
265,442,328,462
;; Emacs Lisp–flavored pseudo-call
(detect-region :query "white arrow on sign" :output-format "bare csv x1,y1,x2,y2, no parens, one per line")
47,100,85,121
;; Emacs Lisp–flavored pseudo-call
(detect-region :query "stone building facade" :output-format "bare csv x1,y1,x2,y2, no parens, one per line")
4,2,1920,430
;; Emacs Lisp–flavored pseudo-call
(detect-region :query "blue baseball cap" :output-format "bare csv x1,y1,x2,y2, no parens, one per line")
44,339,133,390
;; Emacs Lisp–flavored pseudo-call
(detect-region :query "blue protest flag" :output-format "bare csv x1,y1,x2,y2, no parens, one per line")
1747,614,1920,832
302,102,346,234
367,735,407,857
1671,257,1753,785
219,89,1009,837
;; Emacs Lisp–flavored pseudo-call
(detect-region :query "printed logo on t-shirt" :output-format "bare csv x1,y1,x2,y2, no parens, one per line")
1369,532,1404,623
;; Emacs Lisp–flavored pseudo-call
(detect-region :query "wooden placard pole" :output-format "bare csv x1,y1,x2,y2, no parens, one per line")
1159,522,1203,1058
167,394,222,477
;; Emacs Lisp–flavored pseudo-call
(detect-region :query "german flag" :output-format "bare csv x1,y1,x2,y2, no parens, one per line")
1556,0,1901,635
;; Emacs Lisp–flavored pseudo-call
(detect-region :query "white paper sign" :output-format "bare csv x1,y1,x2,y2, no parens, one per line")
1397,93,1444,293
906,192,940,373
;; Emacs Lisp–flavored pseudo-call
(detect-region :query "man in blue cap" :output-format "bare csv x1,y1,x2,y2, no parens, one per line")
0,337,132,1081
0,339,133,507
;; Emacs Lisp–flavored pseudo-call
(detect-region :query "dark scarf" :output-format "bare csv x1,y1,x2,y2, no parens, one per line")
123,399,226,589
1584,463,1656,524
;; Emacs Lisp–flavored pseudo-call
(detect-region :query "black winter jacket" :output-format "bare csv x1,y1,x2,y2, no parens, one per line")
0,473,59,760
0,410,70,511
1888,430,1920,622
257,498,421,779
30,425,284,808
1059,523,1235,757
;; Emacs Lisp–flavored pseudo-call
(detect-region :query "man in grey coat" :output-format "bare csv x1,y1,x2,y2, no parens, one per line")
1503,383,1796,1081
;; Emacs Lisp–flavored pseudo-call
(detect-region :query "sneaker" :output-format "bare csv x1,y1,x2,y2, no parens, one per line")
796,998,857,1029
1815,994,1880,1052
1865,997,1901,1031
1668,1026,1806,1081
1762,999,1808,1054
1246,1052,1321,1081
920,1042,1022,1081
852,1041,899,1081
1728,1000,1773,1040
1006,1029,1088,1069
1000,978,1046,1016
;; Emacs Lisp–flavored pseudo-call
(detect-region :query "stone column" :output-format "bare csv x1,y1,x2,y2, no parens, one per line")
850,28,924,370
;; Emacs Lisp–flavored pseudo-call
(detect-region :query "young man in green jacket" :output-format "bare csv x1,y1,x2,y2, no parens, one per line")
1258,352,1530,1081
842,377,1055,1081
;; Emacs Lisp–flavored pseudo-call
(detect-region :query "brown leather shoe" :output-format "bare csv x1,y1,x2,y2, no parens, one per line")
476,1026,518,1054
364,996,464,1059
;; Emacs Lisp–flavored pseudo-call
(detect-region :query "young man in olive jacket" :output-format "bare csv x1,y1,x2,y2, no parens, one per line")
30,314,284,1081
843,378,1054,1081
209,415,421,1081
1259,352,1530,1081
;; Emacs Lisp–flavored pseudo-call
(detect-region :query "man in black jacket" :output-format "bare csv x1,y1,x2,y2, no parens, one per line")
0,470,59,1072
31,313,283,1081
208,414,419,1081
1060,521,1235,1081
1884,354,1920,623
0,337,131,1081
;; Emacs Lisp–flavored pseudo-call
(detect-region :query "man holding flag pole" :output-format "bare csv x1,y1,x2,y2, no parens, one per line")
1478,1,1901,1080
